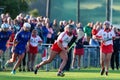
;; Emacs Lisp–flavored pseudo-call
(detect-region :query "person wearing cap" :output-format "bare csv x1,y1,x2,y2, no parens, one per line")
5,22,31,74
96,21,116,76
0,23,12,69
34,25,74,77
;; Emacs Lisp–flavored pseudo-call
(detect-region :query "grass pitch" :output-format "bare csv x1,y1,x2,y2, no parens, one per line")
0,68,120,80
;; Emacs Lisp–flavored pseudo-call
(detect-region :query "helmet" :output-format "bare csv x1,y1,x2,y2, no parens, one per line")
1,23,9,29
103,21,111,26
23,22,31,28
65,25,74,30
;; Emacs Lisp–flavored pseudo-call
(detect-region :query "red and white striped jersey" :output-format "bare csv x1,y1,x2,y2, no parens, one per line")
56,32,73,48
30,35,42,47
96,29,115,45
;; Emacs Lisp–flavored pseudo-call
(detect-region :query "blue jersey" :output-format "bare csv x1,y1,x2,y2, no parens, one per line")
0,31,12,51
14,30,31,50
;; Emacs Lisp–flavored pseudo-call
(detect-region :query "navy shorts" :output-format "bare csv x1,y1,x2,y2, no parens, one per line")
14,48,25,55
0,46,6,52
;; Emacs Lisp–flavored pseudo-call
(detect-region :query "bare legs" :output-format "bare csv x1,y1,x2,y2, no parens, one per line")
58,51,68,72
6,53,25,71
71,54,81,69
37,50,57,68
35,50,68,77
27,53,37,71
100,52,112,75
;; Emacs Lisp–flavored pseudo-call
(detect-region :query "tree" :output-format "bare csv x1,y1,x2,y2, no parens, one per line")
0,0,33,19
29,9,39,17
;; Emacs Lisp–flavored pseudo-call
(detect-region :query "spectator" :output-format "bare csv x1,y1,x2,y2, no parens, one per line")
46,23,54,44
52,19,60,40
0,23,12,69
111,27,120,70
71,25,85,70
83,23,92,43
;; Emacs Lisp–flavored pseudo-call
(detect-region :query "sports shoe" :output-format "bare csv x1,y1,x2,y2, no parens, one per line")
57,71,65,77
105,71,108,76
116,67,119,70
23,68,26,72
34,68,38,74
71,67,74,70
34,65,39,74
27,68,31,72
19,68,22,72
11,70,16,75
100,68,105,75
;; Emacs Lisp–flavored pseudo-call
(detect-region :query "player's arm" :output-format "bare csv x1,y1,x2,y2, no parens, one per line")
95,29,104,42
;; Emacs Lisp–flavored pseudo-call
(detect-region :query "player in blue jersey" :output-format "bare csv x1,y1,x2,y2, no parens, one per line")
5,22,31,74
0,23,11,69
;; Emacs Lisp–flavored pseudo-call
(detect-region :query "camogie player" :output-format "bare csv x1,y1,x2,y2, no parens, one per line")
27,29,42,71
0,23,11,69
34,25,74,77
96,21,115,76
5,22,31,74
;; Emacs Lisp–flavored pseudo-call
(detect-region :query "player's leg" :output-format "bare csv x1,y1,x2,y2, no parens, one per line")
57,51,68,77
5,53,18,67
100,52,105,75
34,50,57,74
31,54,36,71
78,55,81,70
105,53,112,76
71,53,76,69
11,53,25,74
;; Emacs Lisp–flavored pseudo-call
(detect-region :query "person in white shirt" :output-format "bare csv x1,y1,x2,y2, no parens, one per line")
96,21,116,76
27,29,42,71
34,25,74,77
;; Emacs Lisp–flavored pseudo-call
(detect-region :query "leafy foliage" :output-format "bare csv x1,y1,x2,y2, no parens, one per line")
29,9,39,17
0,0,31,19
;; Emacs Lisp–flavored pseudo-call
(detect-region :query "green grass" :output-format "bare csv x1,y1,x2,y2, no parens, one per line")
0,68,120,80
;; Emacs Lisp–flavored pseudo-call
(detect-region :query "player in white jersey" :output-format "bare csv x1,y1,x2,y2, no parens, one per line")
27,29,42,71
96,21,116,76
34,25,74,77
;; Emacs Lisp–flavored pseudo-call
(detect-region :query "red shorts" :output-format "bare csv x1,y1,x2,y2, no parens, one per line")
29,44,38,54
101,44,113,54
51,42,62,53
74,48,84,55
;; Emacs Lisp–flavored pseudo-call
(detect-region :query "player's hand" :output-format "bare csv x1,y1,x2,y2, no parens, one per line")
101,40,106,43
